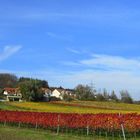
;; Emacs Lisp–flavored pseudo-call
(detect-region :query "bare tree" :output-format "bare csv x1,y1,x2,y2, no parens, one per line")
120,90,133,104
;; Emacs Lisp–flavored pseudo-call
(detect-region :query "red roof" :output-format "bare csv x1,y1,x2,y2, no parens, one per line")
4,88,19,94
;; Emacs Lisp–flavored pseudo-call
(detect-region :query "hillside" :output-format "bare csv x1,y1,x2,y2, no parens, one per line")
1,101,140,114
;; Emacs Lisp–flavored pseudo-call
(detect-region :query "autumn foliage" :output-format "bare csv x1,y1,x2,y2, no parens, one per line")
0,110,140,133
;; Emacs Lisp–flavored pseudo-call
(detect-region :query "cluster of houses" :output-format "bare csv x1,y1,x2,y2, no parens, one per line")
2,87,75,102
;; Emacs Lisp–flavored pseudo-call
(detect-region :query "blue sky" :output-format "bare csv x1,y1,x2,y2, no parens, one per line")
1,0,140,99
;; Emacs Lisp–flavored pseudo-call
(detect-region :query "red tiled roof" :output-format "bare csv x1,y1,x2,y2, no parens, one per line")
4,88,19,94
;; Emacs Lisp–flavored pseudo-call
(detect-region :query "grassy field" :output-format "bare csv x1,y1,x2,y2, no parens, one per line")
1,100,140,113
0,125,139,140
0,125,111,140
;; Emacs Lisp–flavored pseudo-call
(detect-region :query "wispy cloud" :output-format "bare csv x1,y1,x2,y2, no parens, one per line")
0,45,22,61
64,54,140,72
47,32,73,41
80,54,140,72
66,48,81,54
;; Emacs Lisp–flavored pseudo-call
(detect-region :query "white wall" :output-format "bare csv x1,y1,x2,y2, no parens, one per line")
3,91,8,95
51,89,63,100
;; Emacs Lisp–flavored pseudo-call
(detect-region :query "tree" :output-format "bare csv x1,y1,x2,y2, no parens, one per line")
41,80,49,88
0,88,3,94
102,88,109,101
96,93,105,101
75,84,96,101
63,94,73,102
110,90,118,102
18,77,49,88
0,73,18,88
19,79,44,101
0,88,4,99
120,90,133,104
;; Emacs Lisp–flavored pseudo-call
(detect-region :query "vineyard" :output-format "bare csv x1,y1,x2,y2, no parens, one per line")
4,101,140,113
0,110,140,139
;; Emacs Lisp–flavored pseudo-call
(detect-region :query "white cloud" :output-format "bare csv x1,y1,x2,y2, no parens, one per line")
61,53,140,72
66,48,81,54
78,54,140,72
47,32,73,41
0,45,22,61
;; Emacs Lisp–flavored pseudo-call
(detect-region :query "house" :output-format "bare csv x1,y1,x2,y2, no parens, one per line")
3,88,22,101
42,87,75,101
41,88,52,101
65,89,76,98
41,87,62,100
51,88,75,100
51,88,64,100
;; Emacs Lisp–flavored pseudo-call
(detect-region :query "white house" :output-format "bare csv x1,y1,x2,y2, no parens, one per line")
51,89,64,100
42,87,75,101
51,88,75,100
3,88,22,101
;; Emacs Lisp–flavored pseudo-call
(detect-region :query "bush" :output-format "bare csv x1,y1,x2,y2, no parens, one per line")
63,94,73,102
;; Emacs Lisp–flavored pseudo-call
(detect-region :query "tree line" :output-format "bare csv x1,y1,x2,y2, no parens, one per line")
74,84,134,104
0,73,136,104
